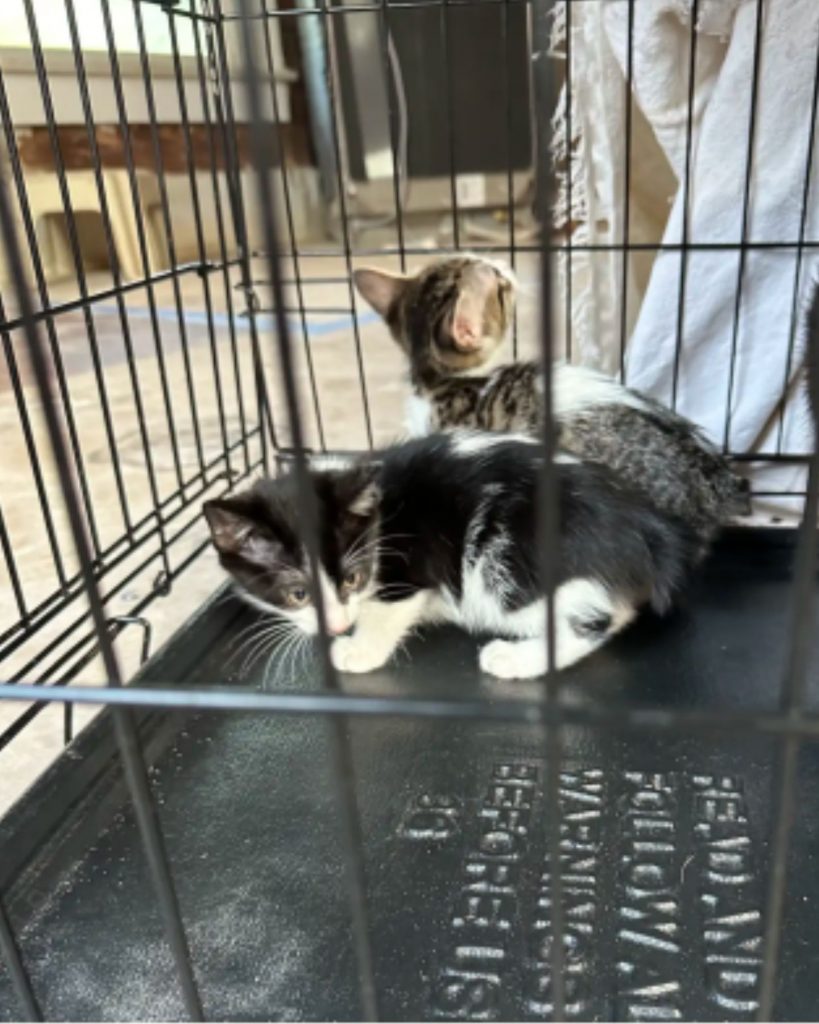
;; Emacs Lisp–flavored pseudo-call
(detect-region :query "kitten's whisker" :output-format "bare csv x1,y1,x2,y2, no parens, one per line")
262,627,299,686
230,611,292,646
275,626,305,679
344,554,380,572
238,621,296,674
371,542,411,565
263,634,292,687
231,617,274,645
297,634,314,677
343,531,415,568
344,545,401,573
345,530,379,562
227,631,260,663
262,641,282,689
291,633,311,682
252,636,280,679
228,626,271,669
291,633,310,681
240,635,275,675
276,629,305,684
293,633,312,680
343,544,381,569
231,619,289,656
354,532,414,555
345,543,379,561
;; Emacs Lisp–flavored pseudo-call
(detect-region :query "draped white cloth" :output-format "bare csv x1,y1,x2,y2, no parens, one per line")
551,0,819,518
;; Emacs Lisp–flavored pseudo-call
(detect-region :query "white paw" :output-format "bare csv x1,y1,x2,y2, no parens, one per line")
331,636,390,674
479,639,545,680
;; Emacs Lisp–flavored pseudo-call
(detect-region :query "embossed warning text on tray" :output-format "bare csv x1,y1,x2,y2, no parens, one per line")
399,764,763,1022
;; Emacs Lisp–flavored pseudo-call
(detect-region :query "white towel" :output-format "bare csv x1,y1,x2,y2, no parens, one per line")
553,0,819,519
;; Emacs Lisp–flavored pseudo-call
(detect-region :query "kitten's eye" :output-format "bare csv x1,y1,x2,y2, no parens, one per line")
342,568,365,591
284,585,309,608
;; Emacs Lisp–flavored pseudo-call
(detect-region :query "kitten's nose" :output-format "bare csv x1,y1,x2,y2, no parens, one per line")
326,620,350,636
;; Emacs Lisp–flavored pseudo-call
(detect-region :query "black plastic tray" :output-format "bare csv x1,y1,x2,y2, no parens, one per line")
1,528,818,1021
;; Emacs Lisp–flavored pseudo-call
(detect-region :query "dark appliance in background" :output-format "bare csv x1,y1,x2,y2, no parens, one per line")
302,0,534,227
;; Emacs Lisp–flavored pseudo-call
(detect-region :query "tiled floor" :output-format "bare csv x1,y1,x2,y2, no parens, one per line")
0,244,544,811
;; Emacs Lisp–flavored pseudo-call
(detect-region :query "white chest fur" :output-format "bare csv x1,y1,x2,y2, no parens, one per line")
404,393,435,436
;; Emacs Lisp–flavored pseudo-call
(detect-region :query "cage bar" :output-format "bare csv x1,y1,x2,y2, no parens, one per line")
235,0,378,1013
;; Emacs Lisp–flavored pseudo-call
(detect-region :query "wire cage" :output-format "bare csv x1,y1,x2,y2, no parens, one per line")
0,0,818,1020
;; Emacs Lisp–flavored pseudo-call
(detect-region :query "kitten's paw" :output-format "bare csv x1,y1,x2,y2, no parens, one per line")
479,639,545,680
331,636,390,674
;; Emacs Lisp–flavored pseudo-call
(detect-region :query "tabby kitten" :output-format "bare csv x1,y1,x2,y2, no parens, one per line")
204,432,698,679
354,256,750,541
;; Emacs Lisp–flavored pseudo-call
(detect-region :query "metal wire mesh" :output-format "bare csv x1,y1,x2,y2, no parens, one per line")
0,0,817,1020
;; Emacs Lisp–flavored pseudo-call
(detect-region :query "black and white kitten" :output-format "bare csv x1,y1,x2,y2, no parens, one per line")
204,432,698,679
354,256,751,542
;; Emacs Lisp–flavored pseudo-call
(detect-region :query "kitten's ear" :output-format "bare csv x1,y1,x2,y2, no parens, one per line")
203,500,252,553
335,464,382,519
203,499,279,563
353,267,408,319
349,479,381,518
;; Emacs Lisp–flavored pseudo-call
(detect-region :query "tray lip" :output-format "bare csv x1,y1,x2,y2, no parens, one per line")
0,526,800,911
0,583,246,905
